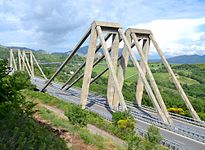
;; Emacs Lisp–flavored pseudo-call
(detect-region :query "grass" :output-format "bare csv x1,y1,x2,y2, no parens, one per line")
23,89,169,150
38,107,110,150
23,89,126,150
177,76,199,85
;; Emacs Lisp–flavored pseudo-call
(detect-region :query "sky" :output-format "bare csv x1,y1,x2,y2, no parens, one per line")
0,0,205,56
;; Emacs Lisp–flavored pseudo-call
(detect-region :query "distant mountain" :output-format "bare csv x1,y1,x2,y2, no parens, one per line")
76,46,104,56
76,46,123,57
149,54,205,64
1,45,205,64
7,46,34,51
77,46,205,64
8,46,49,54
167,55,205,64
76,46,88,56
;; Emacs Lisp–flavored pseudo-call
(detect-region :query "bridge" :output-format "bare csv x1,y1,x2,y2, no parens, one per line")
9,21,205,150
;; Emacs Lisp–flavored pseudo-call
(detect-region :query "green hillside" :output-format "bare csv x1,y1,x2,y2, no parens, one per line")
1,46,204,120
40,59,205,120
0,45,10,60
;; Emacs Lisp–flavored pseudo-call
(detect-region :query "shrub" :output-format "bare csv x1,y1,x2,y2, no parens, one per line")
198,113,205,121
117,119,135,131
9,71,36,91
65,104,88,126
112,111,134,125
126,133,143,150
168,107,185,115
146,125,163,144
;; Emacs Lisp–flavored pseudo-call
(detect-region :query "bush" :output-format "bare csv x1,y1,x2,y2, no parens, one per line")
9,71,36,91
0,61,35,117
65,104,88,126
112,111,134,125
168,107,185,115
146,125,163,144
117,119,135,131
126,133,143,150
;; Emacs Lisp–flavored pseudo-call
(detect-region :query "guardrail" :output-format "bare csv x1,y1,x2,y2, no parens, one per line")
138,128,182,150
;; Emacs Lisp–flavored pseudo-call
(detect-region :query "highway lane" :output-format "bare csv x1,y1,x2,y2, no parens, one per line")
39,77,205,142
32,77,205,149
33,77,205,140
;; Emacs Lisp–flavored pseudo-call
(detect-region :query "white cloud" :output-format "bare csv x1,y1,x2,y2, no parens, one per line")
0,0,205,54
132,18,205,56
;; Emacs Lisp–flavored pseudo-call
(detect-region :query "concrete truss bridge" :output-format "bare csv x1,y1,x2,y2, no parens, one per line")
8,21,205,150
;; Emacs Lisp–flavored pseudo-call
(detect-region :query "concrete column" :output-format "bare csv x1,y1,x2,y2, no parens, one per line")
11,50,17,71
80,24,97,109
150,34,200,121
19,51,31,77
136,38,150,106
22,51,25,71
119,29,168,124
32,53,47,80
107,33,119,109
30,51,34,78
18,50,22,71
97,26,127,111
132,33,172,125
9,49,13,69
23,51,32,75
113,31,131,109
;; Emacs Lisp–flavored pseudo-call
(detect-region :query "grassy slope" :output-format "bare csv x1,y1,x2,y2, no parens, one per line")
23,89,126,150
23,89,167,150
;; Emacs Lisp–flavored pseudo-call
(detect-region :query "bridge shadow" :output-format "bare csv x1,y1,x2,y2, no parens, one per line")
86,101,95,107
86,99,114,115
104,102,114,114
132,103,154,119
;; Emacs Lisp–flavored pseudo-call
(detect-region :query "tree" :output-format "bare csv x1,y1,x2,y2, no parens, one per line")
0,60,67,149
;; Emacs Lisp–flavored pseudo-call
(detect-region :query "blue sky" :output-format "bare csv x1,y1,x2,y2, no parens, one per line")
0,0,205,56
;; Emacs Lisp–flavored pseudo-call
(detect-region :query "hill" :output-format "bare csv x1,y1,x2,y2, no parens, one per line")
1,45,205,64
0,45,10,60
149,54,205,64
76,46,205,64
167,55,205,64
7,46,34,51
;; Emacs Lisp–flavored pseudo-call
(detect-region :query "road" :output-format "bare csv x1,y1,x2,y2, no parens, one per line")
32,77,205,150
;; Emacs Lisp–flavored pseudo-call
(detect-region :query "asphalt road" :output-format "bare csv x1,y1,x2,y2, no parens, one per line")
32,77,205,150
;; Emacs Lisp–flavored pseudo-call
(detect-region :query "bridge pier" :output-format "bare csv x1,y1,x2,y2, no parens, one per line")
80,23,97,109
107,33,119,109
135,38,150,107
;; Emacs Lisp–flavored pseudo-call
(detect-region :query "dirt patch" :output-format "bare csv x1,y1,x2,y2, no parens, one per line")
34,113,96,150
38,103,67,120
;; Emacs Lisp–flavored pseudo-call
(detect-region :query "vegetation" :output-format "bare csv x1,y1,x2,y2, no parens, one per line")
0,45,9,60
24,89,128,149
1,47,204,120
0,47,204,149
0,60,68,150
65,104,88,126
146,125,163,150
30,51,205,120
37,107,116,150
24,89,167,149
